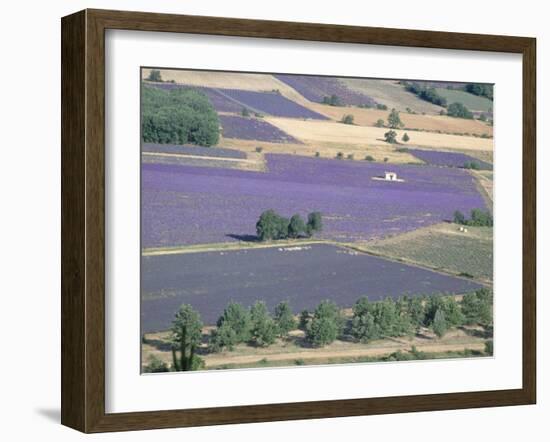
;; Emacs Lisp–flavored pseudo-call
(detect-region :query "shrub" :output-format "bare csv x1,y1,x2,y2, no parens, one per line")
341,114,354,125
384,157,389,162
315,151,320,157
375,119,385,128
249,301,278,347
347,153,354,160
288,214,306,238
447,102,474,119
209,322,239,352
216,302,252,343
274,301,296,338
255,146,263,153
387,109,404,129
306,300,344,347
306,212,323,237
241,107,250,117
146,69,162,82
322,94,342,106
171,304,204,371
384,130,398,144
402,133,410,142
376,103,388,110
485,340,494,355
432,309,448,337
336,152,344,159
143,355,170,373
463,161,481,170
365,155,375,161
461,289,493,326
298,310,310,331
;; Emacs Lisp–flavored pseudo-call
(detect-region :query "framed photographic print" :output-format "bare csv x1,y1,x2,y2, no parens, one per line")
61,9,536,433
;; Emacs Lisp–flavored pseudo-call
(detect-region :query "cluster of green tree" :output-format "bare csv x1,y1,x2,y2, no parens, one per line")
322,94,342,106
453,208,494,227
446,102,474,119
143,289,493,372
141,86,220,146
350,289,492,342
146,69,163,82
256,210,322,241
210,301,297,351
384,130,398,144
462,160,482,170
464,83,493,101
403,82,447,107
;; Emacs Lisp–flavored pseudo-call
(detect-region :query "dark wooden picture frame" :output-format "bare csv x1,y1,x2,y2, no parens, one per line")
61,8,536,433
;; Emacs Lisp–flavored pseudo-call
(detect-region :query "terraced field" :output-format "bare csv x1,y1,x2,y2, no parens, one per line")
141,243,482,332
265,118,494,151
434,88,493,112
341,78,444,114
219,115,301,143
305,104,493,136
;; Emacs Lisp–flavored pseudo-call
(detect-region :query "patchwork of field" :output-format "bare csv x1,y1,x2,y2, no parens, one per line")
304,104,493,137
341,78,444,114
434,88,493,112
141,154,486,248
219,115,302,143
265,118,494,151
141,243,482,332
361,223,493,282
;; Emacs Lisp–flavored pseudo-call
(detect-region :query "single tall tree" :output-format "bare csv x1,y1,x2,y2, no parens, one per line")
274,301,296,337
387,108,404,129
171,304,204,371
288,214,306,238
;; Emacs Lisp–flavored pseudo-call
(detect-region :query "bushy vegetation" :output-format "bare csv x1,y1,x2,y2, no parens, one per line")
375,119,385,128
453,209,493,227
152,288,493,370
387,109,404,129
305,300,345,347
256,210,322,241
146,69,163,82
384,130,398,144
322,94,342,106
464,83,493,101
170,304,204,371
446,102,474,119
141,86,220,146
402,132,410,142
463,160,481,170
376,103,388,111
403,82,447,107
341,114,355,124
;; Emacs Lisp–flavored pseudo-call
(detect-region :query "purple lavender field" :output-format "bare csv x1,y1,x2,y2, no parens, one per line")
408,148,493,170
141,154,486,248
219,115,301,143
274,74,377,107
217,89,328,119
141,244,482,331
142,143,247,159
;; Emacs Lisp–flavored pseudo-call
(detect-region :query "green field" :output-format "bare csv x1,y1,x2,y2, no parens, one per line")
362,223,493,282
435,88,493,112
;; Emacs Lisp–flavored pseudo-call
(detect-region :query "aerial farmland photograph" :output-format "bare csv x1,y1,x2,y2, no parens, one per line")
140,68,494,373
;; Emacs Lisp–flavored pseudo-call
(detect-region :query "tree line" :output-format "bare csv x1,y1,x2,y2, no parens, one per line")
141,85,220,146
256,210,322,241
144,288,493,372
453,208,494,227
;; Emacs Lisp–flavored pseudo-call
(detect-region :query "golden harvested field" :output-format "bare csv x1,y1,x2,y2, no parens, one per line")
265,117,494,152
305,103,493,136
219,136,422,164
341,78,445,114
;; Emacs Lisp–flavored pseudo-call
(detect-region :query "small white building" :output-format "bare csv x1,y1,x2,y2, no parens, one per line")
385,171,398,181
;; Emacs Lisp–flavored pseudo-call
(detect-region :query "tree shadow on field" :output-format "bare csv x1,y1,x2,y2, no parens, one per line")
459,326,492,339
226,233,260,242
143,337,173,352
